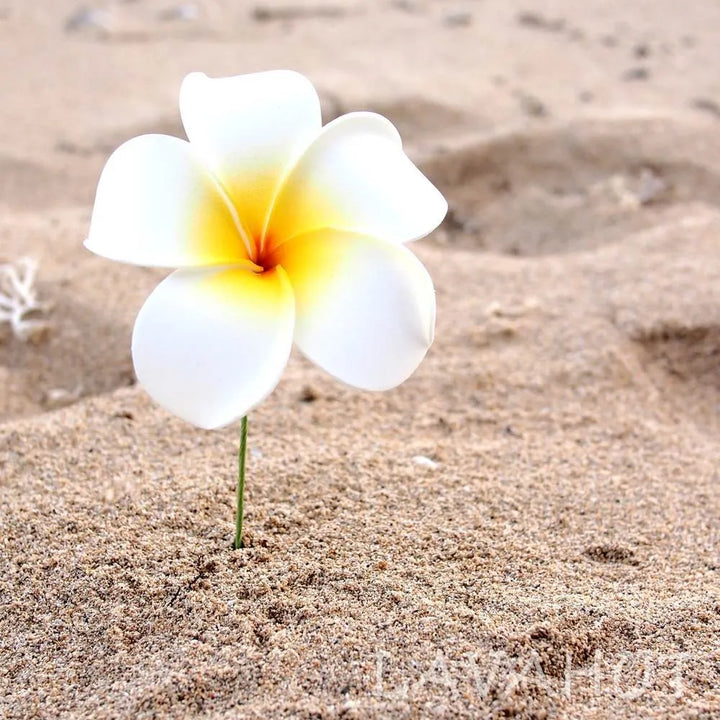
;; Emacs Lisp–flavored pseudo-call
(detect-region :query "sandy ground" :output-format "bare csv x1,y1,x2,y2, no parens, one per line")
1,0,720,717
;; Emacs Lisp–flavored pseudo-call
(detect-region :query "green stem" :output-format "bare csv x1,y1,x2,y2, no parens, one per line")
234,415,248,550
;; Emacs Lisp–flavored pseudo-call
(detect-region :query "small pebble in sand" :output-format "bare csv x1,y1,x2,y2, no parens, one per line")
609,168,667,209
64,6,113,35
517,92,548,117
391,0,422,13
298,385,319,403
44,385,83,410
412,455,438,469
622,66,650,82
159,4,199,22
485,297,540,319
634,168,667,205
444,11,472,28
691,97,720,119
251,4,347,22
516,11,565,33
600,34,618,47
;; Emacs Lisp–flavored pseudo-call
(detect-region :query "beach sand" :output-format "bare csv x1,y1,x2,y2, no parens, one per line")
1,1,719,717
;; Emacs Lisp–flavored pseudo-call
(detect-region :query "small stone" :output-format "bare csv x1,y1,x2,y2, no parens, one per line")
516,11,564,33
635,168,667,205
299,385,318,403
691,97,720,119
44,385,83,410
444,11,472,28
600,34,618,47
622,66,650,82
391,0,421,12
64,7,113,35
159,3,199,22
412,455,438,469
518,92,547,117
252,4,346,22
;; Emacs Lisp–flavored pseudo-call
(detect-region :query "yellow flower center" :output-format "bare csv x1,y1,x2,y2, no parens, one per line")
250,231,279,272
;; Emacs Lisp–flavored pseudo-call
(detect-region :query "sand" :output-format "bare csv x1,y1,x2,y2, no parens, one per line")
1,0,720,717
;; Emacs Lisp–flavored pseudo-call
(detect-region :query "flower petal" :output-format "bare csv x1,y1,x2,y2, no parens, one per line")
131,266,294,429
86,134,249,268
272,229,435,391
267,112,447,247
180,71,322,244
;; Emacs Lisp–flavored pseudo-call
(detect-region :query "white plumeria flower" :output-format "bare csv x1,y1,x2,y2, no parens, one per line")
86,71,447,429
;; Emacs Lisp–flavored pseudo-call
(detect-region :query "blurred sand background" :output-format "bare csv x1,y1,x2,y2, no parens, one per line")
1,0,720,717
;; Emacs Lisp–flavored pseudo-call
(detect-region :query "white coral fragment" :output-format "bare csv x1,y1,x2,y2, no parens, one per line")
0,257,52,342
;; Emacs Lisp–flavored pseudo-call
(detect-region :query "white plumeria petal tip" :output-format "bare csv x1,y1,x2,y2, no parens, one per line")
269,111,447,245
131,266,295,429
180,70,322,241
86,134,246,268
